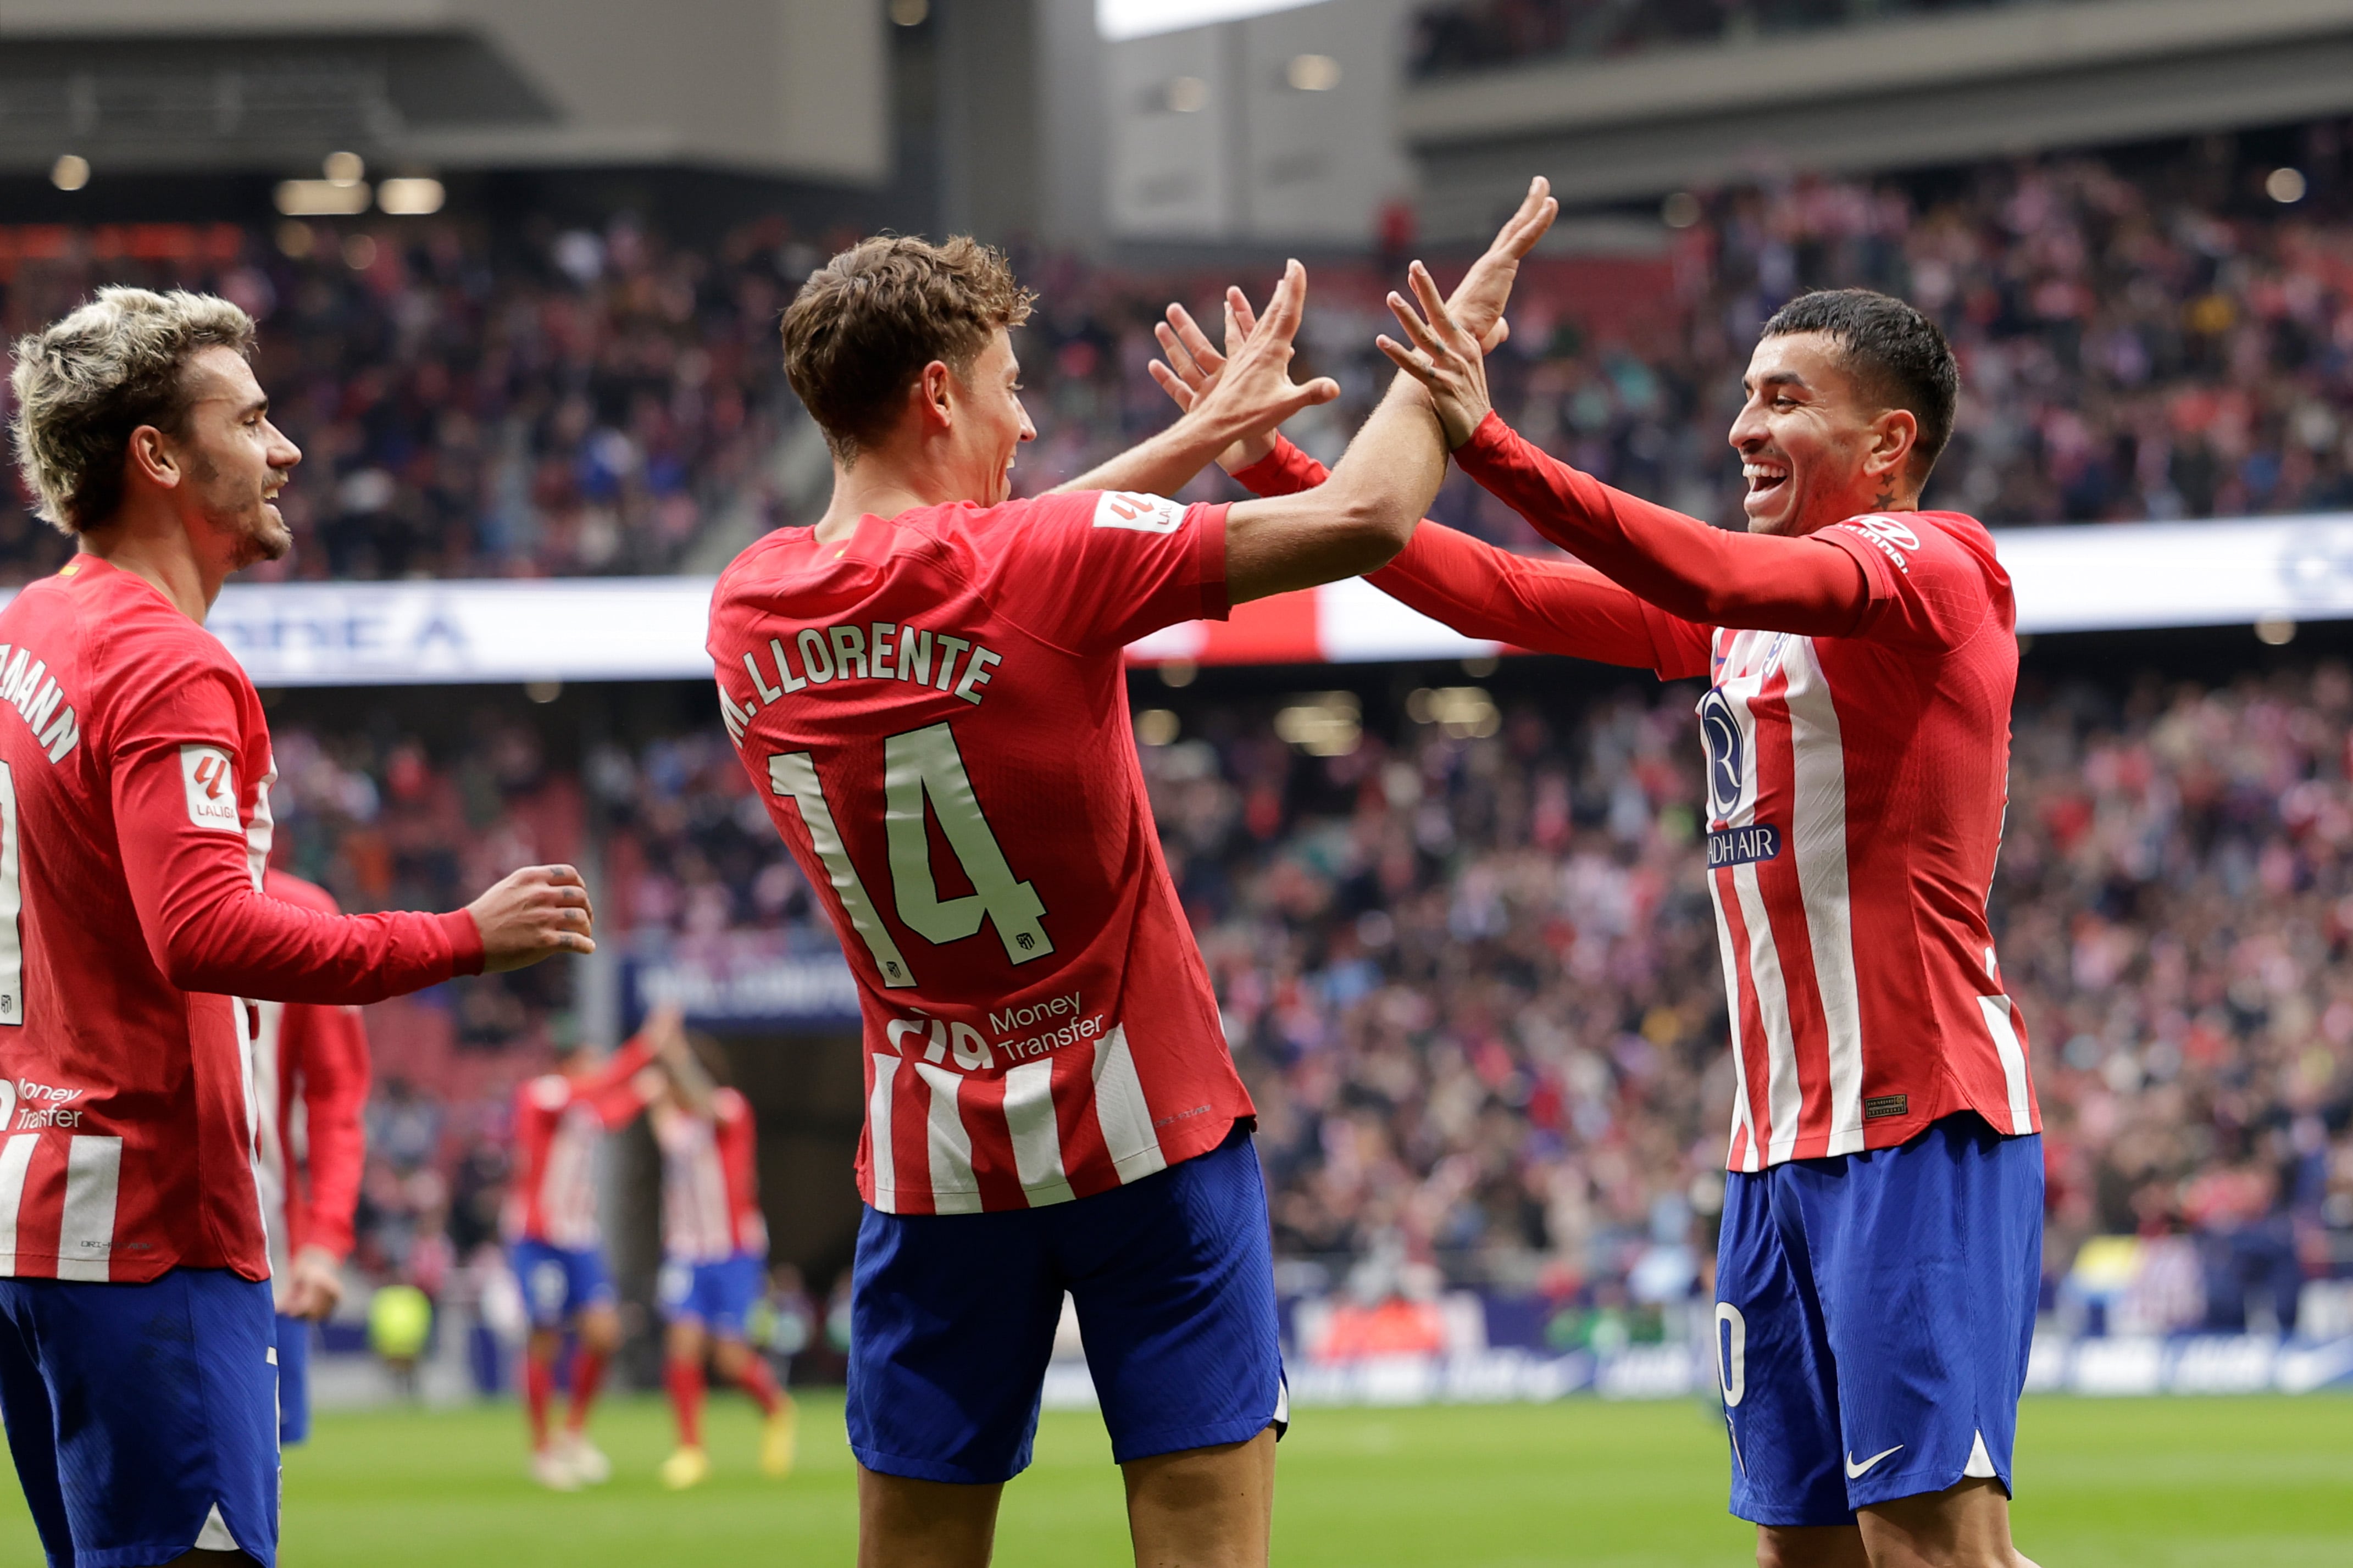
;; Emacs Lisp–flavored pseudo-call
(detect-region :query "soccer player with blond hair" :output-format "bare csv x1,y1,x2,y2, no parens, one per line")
707,185,1557,1566
1,288,594,1565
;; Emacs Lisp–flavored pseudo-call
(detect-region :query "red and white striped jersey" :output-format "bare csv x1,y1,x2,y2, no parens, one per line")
652,1088,765,1262
252,870,373,1298
707,491,1255,1215
0,558,481,1284
502,1036,656,1250
1240,434,2036,1171
1686,516,2036,1166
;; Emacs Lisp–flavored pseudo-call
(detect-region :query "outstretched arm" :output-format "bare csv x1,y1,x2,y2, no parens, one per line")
1447,416,1871,637
1377,288,1873,638
1230,438,1708,675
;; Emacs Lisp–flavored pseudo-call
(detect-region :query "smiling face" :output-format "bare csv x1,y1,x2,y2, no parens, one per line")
1727,330,1917,537
170,346,302,567
938,329,1036,506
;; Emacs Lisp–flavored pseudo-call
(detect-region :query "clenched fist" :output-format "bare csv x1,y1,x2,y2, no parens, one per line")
468,864,596,972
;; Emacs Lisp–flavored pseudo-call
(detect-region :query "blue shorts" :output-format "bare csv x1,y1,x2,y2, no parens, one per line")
509,1239,613,1331
850,1120,1286,1484
659,1252,764,1338
275,1313,313,1445
1715,1113,2043,1526
0,1269,279,1568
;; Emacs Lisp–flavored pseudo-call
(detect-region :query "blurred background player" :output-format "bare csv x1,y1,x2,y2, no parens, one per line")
252,866,373,1448
501,1004,674,1491
0,286,595,1568
650,1029,796,1489
707,183,1551,1568
1164,279,2040,1568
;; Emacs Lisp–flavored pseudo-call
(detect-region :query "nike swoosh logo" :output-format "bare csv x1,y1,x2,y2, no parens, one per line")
1845,1444,1904,1479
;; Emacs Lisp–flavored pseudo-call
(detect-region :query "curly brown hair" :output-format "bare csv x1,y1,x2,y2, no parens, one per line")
780,234,1035,466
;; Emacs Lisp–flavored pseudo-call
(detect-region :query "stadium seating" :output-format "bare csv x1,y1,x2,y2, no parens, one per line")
7,124,2351,585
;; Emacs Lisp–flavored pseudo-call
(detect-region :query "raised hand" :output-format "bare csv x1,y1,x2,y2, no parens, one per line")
1378,260,1494,450
467,863,596,972
1156,262,1338,469
1149,288,1279,470
1446,175,1558,349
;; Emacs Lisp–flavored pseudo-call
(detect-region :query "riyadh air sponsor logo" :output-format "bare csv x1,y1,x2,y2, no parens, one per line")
1707,824,1782,868
1845,1444,1904,1479
1699,688,1745,821
1091,492,1185,533
179,745,240,832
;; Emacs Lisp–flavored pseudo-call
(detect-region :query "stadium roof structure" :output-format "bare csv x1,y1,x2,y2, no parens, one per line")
1,514,2328,687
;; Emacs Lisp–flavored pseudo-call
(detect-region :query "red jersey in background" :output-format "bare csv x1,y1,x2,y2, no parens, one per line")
502,1035,656,1251
652,1088,765,1262
253,869,373,1295
707,492,1255,1215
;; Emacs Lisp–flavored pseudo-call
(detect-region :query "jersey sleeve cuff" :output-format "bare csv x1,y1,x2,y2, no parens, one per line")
439,908,486,976
1228,437,1325,498
1194,502,1233,622
1814,526,1896,637
1454,408,1516,467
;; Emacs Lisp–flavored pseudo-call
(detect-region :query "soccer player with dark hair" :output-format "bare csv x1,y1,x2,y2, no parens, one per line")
707,185,1556,1567
0,287,593,1565
1161,283,2041,1568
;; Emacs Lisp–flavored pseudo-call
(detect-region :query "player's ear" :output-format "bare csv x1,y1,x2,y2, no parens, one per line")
126,424,184,492
1867,407,1917,485
919,360,956,432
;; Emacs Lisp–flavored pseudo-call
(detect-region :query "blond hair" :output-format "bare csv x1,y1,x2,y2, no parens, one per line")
9,287,256,534
781,235,1035,465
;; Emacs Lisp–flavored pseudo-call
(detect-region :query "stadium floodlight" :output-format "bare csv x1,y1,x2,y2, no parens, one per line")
2267,166,2307,204
49,154,90,192
378,177,446,216
1097,0,1322,42
323,151,365,187
276,179,371,216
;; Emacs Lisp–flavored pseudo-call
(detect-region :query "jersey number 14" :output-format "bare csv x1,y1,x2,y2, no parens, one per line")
767,722,1051,987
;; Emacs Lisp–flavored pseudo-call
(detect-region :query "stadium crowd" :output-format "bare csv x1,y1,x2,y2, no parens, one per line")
8,124,2353,582
271,652,2353,1341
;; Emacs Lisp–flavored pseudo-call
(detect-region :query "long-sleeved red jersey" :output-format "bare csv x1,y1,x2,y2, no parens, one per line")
1235,426,2035,1169
502,1035,657,1250
0,557,482,1283
254,869,373,1295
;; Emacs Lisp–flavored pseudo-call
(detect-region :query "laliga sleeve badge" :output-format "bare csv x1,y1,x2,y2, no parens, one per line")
179,744,242,832
1091,492,1185,533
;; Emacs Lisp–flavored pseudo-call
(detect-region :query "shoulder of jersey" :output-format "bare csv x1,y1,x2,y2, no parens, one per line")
263,868,342,916
66,568,242,677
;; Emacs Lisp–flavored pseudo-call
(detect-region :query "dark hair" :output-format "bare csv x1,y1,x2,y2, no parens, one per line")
1760,288,1958,482
780,234,1035,466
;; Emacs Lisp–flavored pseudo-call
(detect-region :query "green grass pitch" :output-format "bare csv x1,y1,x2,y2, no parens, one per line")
1,1393,2347,1564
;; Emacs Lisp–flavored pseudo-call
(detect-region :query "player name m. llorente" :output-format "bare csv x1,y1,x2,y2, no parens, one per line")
718,619,1006,742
